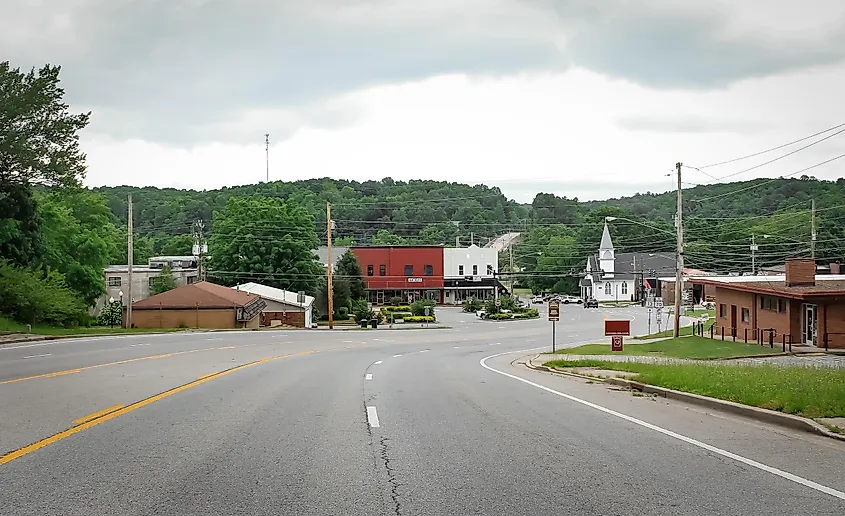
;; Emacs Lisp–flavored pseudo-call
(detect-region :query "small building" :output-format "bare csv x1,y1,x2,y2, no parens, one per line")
581,222,676,302
97,255,199,313
130,281,265,329
315,247,348,270
233,282,315,328
442,245,501,304
698,259,845,348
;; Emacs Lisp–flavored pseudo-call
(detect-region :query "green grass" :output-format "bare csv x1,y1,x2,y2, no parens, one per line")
512,288,533,296
0,315,183,336
685,309,715,318
543,359,845,418
635,319,716,340
555,336,781,359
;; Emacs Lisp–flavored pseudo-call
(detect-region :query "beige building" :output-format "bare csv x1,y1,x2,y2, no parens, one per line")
96,256,199,313
130,281,264,329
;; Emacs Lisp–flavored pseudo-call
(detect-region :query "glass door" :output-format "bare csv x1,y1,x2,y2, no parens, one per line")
802,303,817,345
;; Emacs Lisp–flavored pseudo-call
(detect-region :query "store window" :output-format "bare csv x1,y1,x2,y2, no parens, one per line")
108,277,121,287
379,265,386,276
621,282,628,295
473,265,478,275
458,265,464,275
367,265,374,276
404,265,414,276
487,264,493,275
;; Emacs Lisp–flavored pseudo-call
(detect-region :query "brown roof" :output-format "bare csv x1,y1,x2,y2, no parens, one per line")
700,279,845,299
133,281,260,310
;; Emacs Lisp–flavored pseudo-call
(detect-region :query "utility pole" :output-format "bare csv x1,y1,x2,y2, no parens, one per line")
750,234,758,276
673,162,683,338
127,195,134,329
327,202,334,330
811,199,816,259
509,244,515,297
193,220,206,281
264,133,270,182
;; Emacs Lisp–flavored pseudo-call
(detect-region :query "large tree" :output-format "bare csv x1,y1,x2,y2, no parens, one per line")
0,62,90,187
0,182,42,267
209,196,323,294
150,265,177,295
335,249,366,300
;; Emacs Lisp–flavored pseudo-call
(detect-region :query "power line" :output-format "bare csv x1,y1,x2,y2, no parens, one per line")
697,122,845,169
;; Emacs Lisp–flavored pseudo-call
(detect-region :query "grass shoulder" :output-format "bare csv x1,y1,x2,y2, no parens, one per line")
554,336,782,360
541,359,845,419
0,316,184,336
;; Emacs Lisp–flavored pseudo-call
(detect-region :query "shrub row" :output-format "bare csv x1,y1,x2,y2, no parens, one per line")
379,305,412,313
403,316,435,323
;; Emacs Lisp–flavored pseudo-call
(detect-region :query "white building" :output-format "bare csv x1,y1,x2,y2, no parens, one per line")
443,245,501,304
580,223,674,303
96,256,199,313
233,282,315,328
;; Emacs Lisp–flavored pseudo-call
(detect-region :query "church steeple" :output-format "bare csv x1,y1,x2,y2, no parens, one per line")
599,222,615,274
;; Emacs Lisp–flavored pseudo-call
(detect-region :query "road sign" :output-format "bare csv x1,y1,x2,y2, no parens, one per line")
495,299,502,307
654,298,664,308
611,335,624,352
605,320,631,336
548,302,560,321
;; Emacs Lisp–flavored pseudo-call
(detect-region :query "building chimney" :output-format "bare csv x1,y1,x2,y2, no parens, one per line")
831,262,842,275
785,258,815,287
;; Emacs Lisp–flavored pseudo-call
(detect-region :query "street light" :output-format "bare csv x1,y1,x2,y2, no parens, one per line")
118,290,125,328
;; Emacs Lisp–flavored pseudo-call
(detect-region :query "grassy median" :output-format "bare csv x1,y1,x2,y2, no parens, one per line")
555,336,782,359
543,359,845,418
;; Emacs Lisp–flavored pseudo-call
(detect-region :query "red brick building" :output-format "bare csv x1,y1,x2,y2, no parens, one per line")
699,259,845,349
351,246,445,304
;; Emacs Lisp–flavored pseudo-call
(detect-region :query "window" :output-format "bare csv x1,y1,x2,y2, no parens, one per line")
761,296,786,312
379,265,386,276
486,264,493,275
621,282,628,295
605,282,611,293
187,276,197,284
424,264,433,276
458,265,464,275
108,277,121,287
367,265,374,276
741,307,750,323
719,303,727,318
404,264,414,276
472,265,478,275
778,299,787,312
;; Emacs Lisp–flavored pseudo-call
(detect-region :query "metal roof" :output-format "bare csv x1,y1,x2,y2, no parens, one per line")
233,283,314,308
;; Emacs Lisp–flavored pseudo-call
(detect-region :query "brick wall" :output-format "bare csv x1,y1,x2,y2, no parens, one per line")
132,308,240,329
785,258,815,286
823,302,845,349
262,311,305,328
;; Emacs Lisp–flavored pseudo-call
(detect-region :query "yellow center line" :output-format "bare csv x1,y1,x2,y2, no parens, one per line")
197,372,217,380
0,349,318,466
72,405,124,426
0,346,235,386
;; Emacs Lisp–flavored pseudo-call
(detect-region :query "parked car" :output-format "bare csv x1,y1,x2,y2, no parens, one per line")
531,296,544,304
584,298,599,308
561,295,583,304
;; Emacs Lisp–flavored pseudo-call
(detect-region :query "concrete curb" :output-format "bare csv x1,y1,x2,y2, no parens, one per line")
0,330,187,346
526,356,845,442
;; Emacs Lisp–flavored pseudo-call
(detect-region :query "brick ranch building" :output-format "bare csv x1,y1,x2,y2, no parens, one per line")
130,281,265,329
697,259,845,349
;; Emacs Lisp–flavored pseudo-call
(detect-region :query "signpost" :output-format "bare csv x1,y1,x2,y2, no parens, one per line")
605,320,631,352
548,300,560,352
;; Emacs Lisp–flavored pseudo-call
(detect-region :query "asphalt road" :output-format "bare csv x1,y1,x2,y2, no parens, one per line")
1,305,843,515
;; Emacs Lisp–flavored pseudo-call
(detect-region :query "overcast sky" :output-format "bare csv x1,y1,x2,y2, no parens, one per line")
5,0,845,202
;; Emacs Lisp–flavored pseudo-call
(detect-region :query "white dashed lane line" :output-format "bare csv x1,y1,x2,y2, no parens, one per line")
393,354,402,358
21,353,51,359
366,406,380,428
419,349,429,353
374,360,383,365
365,373,373,380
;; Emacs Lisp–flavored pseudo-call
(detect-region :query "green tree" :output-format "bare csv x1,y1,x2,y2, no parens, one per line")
37,190,121,306
157,234,194,256
371,229,406,245
209,196,322,294
336,250,366,299
0,182,42,267
0,259,87,326
0,62,90,187
151,265,177,295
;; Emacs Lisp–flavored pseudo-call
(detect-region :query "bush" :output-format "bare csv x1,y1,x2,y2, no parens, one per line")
389,296,404,306
513,310,540,319
487,313,513,320
462,296,483,312
383,312,413,320
97,301,123,326
337,306,349,319
311,306,322,322
380,305,412,313
403,316,435,323
410,299,436,317
484,295,515,314
0,260,87,326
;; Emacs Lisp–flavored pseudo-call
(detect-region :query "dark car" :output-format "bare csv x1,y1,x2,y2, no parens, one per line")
584,298,599,308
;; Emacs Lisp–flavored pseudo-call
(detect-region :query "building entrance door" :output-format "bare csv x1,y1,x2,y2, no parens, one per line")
376,290,385,305
802,304,817,345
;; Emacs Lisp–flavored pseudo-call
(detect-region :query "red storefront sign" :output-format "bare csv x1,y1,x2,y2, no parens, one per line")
604,320,631,336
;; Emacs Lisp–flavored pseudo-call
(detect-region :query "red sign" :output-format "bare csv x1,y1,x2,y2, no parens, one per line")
611,335,623,352
548,301,560,321
605,320,631,336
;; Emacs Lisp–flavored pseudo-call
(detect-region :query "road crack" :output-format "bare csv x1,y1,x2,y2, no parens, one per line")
379,436,402,516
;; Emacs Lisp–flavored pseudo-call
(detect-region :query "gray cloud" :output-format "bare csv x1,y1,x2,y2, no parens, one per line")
4,0,844,144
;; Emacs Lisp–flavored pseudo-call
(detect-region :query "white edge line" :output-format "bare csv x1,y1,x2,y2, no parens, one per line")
374,360,383,365
366,406,380,428
365,373,373,380
392,354,402,358
21,353,51,359
479,347,845,501
419,349,429,353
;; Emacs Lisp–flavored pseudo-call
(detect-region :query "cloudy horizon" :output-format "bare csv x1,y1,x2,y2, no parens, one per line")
5,0,845,203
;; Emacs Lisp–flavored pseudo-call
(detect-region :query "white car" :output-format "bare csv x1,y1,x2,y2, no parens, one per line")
476,309,487,319
531,296,543,304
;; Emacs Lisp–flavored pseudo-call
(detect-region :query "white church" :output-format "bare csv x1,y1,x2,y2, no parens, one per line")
580,222,674,302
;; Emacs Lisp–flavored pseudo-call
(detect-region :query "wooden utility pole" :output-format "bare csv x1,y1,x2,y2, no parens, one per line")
674,162,684,338
127,195,134,329
327,202,334,330
811,199,816,259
